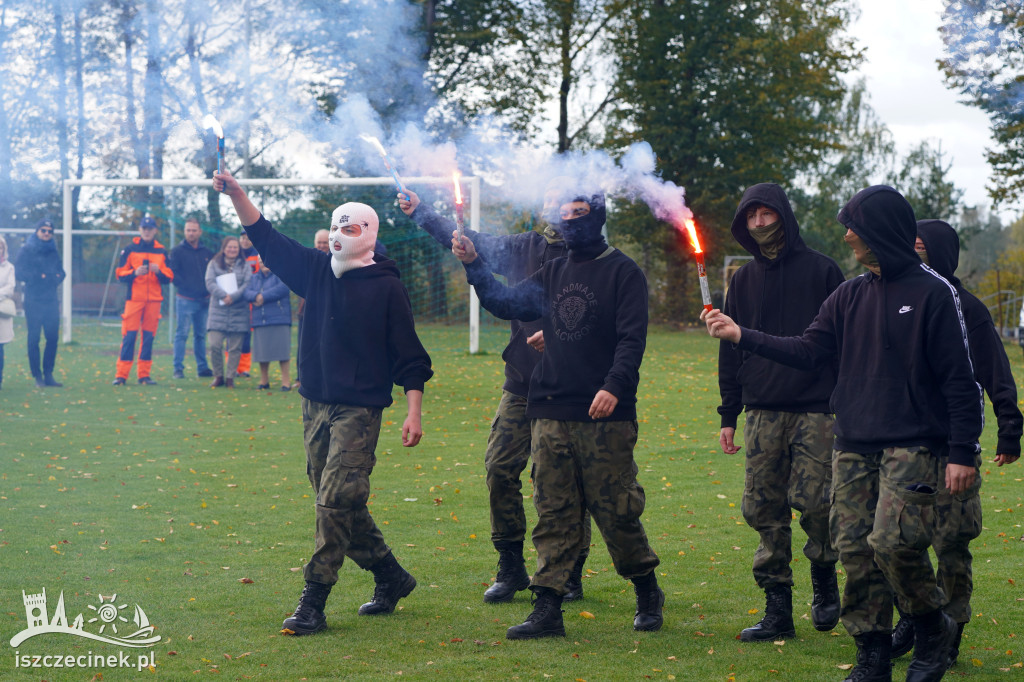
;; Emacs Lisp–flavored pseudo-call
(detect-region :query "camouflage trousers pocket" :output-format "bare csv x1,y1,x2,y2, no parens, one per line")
615,476,646,522
888,483,937,551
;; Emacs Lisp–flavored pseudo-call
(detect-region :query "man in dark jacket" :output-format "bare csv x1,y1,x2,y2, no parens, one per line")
888,219,1022,668
717,184,845,641
214,169,433,637
453,190,661,640
168,218,213,379
703,186,983,682
399,182,592,604
14,219,66,387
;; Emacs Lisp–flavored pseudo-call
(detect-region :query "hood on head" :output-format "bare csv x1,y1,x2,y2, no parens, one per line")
837,186,919,279
730,183,803,261
916,219,960,283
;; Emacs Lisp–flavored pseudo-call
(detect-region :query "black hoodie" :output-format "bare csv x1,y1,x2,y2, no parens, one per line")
736,186,983,466
410,203,567,397
242,215,433,408
718,183,844,429
917,219,1022,457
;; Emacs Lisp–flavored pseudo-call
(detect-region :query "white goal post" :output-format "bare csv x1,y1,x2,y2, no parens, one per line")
60,176,482,352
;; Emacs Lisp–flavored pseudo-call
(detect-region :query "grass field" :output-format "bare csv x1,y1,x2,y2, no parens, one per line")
0,317,1022,681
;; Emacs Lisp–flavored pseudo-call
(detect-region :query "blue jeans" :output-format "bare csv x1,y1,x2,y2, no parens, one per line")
173,295,210,373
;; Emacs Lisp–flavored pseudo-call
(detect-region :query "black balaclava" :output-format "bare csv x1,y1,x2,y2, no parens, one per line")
559,193,607,253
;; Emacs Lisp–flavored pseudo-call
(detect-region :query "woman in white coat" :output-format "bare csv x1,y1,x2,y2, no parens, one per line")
0,235,16,389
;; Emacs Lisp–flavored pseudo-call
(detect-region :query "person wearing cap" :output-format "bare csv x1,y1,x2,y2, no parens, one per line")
113,216,173,385
702,186,983,682
399,180,594,605
14,219,66,387
886,220,1022,669
716,184,845,642
168,217,214,379
213,169,433,636
452,190,662,640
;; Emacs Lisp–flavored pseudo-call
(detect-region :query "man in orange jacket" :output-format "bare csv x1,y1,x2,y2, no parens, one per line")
113,216,174,385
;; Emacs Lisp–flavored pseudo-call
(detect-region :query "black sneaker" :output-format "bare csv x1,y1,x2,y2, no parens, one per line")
138,377,158,385
197,369,213,378
173,370,185,379
112,377,126,386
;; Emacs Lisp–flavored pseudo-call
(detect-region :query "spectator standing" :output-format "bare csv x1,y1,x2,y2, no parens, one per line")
243,256,292,391
0,235,15,389
205,236,252,388
168,217,214,379
294,228,330,388
235,230,259,378
14,219,66,387
113,216,173,386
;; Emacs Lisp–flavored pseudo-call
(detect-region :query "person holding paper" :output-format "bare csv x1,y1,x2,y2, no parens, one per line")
205,235,251,388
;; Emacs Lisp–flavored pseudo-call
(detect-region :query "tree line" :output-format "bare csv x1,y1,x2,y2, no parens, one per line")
1,0,1018,321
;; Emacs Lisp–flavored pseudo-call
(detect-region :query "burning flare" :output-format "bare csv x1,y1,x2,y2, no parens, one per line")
359,134,408,200
452,171,465,243
680,217,712,312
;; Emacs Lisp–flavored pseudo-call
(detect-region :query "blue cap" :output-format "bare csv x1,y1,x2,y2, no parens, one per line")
140,216,158,229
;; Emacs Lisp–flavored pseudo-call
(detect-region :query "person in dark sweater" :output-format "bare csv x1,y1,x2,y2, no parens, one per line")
888,219,1022,668
400,180,592,604
214,169,433,637
718,184,845,642
703,186,983,682
14,219,66,387
453,190,661,640
168,218,214,379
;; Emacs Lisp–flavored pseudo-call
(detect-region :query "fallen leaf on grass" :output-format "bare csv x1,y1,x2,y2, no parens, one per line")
280,628,295,635
579,611,595,619
837,664,853,670
238,578,254,584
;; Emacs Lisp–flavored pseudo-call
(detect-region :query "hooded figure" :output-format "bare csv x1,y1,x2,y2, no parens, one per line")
329,203,379,278
717,183,845,642
915,219,1021,458
720,183,844,425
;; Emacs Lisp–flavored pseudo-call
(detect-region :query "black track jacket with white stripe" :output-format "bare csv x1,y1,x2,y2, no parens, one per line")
735,186,983,466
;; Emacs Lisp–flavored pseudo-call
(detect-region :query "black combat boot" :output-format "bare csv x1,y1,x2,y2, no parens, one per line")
358,552,416,615
906,610,957,682
809,562,840,631
948,621,966,669
506,587,566,640
632,571,665,631
740,585,795,641
843,632,892,682
890,601,915,659
563,551,588,602
281,581,332,635
483,541,531,603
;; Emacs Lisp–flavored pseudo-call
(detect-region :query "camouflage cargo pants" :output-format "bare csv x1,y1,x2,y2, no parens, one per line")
301,398,390,585
742,410,837,589
529,418,659,594
832,446,944,636
933,452,983,624
486,391,591,552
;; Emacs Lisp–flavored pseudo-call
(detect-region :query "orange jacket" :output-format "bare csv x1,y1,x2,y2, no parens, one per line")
116,237,174,302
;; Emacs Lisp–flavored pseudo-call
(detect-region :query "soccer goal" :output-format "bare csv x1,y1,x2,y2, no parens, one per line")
59,176,483,351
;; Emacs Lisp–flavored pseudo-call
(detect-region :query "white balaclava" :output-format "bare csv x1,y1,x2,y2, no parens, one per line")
329,202,379,278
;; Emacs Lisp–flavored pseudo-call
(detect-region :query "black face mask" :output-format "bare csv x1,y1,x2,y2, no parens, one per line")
558,196,607,250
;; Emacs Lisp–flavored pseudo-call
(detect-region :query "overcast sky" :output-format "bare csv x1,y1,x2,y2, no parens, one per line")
846,0,1017,222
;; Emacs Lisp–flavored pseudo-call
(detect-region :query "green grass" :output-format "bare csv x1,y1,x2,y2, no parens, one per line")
0,318,1022,681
